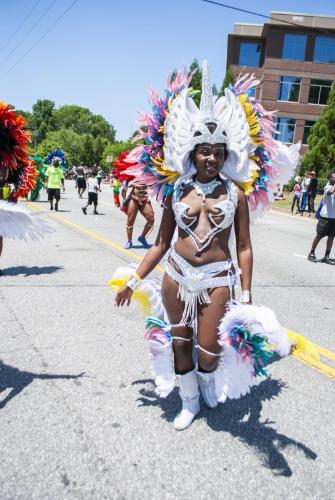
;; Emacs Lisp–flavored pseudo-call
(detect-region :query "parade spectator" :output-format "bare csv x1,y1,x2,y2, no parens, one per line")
82,171,101,215
291,176,301,214
307,171,318,216
299,173,310,215
44,159,65,211
308,172,335,264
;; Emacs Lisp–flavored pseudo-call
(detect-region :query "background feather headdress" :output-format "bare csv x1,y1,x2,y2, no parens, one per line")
118,62,300,214
0,101,37,200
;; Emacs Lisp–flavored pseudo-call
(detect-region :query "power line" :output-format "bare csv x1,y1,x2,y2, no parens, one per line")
0,0,41,51
201,0,335,33
1,0,59,67
0,0,80,82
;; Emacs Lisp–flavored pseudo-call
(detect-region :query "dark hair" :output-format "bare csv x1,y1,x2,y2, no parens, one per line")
328,172,335,179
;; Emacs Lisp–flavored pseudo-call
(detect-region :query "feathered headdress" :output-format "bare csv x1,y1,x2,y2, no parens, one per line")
0,102,37,200
47,149,66,169
122,62,300,214
112,150,136,182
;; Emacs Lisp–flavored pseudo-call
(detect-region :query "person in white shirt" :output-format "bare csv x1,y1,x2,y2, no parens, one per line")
308,172,335,264
82,171,101,215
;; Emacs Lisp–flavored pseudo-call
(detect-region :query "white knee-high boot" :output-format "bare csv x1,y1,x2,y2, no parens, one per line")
174,368,200,431
197,370,218,409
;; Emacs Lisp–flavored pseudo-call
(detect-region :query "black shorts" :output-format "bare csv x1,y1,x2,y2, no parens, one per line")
77,179,86,189
48,188,61,201
317,217,335,238
88,192,98,205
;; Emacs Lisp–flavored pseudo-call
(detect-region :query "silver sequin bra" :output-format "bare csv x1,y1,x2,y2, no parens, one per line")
173,179,237,255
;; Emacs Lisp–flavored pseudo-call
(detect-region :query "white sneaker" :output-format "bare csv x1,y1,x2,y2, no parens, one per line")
174,369,200,431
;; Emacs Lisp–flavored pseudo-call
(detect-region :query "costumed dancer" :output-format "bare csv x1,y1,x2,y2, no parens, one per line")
30,156,48,201
0,102,53,275
111,62,300,430
113,151,155,249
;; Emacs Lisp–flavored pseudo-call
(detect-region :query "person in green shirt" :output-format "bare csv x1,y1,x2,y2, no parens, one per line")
44,159,65,211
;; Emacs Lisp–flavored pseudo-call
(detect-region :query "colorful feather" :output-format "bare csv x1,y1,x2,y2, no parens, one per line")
0,101,37,199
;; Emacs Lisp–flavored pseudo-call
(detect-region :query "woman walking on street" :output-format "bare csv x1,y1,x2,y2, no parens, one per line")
112,63,298,430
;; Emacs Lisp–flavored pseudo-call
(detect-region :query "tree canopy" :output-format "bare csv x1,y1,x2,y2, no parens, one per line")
16,99,117,167
218,65,235,97
301,86,335,177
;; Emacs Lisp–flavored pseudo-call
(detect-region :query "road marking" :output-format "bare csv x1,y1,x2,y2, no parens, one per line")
27,202,335,379
26,202,164,272
293,253,307,259
287,330,335,379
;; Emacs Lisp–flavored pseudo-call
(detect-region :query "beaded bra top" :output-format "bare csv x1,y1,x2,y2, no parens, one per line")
173,178,237,255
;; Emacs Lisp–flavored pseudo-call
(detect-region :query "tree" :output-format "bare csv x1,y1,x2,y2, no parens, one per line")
36,129,83,165
53,105,116,142
30,99,56,145
301,86,335,177
94,136,109,166
101,141,133,171
81,134,95,166
218,65,235,97
189,59,202,106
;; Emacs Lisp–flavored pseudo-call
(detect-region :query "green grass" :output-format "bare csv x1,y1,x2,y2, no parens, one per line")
272,193,322,213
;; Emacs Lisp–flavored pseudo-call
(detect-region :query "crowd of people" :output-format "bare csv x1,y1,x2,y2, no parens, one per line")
291,171,318,216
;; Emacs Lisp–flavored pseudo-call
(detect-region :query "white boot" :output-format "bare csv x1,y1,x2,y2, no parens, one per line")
197,370,218,409
174,369,200,431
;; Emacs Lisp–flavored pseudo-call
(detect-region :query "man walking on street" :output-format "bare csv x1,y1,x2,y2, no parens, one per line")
308,172,335,264
82,171,101,215
44,159,65,211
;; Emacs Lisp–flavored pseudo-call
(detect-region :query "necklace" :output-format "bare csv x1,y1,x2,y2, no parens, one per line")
191,178,221,204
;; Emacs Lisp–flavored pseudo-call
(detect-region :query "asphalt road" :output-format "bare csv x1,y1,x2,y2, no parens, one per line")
0,182,334,499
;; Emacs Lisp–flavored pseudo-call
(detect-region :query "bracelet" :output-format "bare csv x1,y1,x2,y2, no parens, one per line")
127,271,142,291
240,290,251,303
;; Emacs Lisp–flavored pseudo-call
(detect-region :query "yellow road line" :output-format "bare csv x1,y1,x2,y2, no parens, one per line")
27,202,335,379
286,330,335,379
26,202,164,272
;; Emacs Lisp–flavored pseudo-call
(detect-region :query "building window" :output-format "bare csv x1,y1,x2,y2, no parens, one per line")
308,79,333,105
275,118,296,144
246,87,256,98
282,34,307,61
239,42,261,67
278,76,301,102
313,37,335,63
302,121,316,145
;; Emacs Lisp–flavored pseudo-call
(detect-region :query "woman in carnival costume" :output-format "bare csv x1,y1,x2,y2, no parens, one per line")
0,102,53,275
111,62,300,430
113,151,155,249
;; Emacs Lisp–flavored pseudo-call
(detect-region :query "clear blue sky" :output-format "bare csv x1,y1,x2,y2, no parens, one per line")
1,0,334,139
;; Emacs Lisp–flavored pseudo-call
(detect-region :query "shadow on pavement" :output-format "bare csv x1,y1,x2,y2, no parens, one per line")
0,360,85,409
133,377,317,477
1,266,63,277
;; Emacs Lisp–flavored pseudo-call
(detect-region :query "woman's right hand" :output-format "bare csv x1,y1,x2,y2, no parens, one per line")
115,284,134,307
